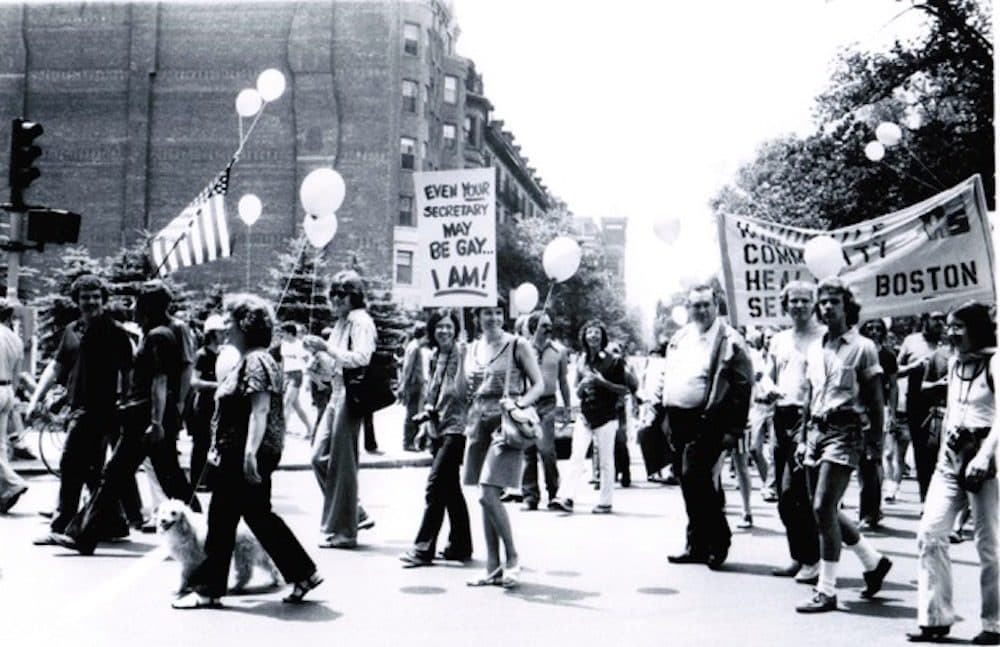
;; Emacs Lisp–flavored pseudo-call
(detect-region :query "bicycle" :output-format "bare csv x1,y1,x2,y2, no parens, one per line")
30,389,70,477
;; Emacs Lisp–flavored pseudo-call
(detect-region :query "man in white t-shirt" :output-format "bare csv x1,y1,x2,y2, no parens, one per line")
280,322,312,436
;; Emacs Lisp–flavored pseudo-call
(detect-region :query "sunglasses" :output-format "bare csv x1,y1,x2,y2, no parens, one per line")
330,289,347,298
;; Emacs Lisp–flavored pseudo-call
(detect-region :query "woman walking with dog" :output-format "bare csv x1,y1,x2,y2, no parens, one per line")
463,298,544,588
399,308,473,566
172,294,322,609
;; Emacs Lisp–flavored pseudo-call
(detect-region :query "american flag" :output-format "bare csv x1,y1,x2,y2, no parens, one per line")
150,160,233,276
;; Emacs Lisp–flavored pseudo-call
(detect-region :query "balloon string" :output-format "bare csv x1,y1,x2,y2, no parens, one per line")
308,248,319,332
899,144,947,189
238,115,244,147
276,236,309,315
531,282,557,348
234,105,266,161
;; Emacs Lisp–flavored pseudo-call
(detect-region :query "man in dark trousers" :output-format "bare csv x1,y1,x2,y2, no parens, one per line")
28,275,135,543
656,284,753,570
897,312,945,501
51,281,199,555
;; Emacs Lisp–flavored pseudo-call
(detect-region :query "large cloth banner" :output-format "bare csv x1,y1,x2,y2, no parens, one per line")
414,167,497,307
718,175,996,327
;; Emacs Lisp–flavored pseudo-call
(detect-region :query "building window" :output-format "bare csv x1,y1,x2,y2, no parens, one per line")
398,195,413,226
443,123,456,151
444,75,458,104
400,137,416,170
396,250,414,285
401,80,418,113
403,23,419,56
463,116,478,147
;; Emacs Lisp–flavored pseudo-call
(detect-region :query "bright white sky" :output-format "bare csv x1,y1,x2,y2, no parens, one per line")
454,0,931,336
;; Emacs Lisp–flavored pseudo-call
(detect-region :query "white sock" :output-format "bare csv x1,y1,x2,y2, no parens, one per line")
818,559,838,596
847,535,881,571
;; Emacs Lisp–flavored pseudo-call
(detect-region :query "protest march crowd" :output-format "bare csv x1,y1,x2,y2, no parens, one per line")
0,267,996,645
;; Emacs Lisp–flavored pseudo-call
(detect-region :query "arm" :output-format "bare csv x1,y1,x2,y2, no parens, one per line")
557,348,572,410
967,355,1000,477
146,374,168,443
512,339,545,408
242,391,269,484
26,360,63,416
331,314,376,368
396,343,416,399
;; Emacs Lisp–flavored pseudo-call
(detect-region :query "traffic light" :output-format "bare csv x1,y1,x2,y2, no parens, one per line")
9,118,43,207
26,207,81,249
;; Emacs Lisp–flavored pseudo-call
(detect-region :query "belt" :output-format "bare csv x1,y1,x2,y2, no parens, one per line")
812,409,859,426
536,394,557,405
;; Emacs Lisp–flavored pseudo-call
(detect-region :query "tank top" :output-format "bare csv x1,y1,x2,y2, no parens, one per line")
943,353,996,431
465,333,525,400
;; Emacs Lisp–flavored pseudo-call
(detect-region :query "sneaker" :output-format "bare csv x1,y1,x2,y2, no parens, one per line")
861,556,892,598
737,514,753,529
761,488,778,503
521,500,538,511
33,532,61,546
49,532,95,556
591,504,612,514
499,492,523,503
550,498,573,513
12,446,37,461
399,550,433,567
971,630,1000,645
546,500,561,511
0,486,28,514
796,590,838,613
794,562,820,585
358,516,376,531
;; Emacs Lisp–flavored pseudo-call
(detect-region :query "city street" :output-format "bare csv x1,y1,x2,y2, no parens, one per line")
1,430,989,647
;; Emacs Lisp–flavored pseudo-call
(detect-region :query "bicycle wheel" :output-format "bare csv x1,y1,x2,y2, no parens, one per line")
36,414,67,477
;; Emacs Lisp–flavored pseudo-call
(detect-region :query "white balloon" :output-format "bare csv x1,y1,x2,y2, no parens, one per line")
671,305,688,326
303,212,338,249
513,282,539,314
300,167,346,216
653,217,681,244
235,88,262,117
215,345,241,381
875,122,902,148
256,68,286,102
803,235,846,279
542,237,582,283
864,140,885,162
238,194,262,226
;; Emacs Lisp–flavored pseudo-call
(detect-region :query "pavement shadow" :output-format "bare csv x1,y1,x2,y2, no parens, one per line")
736,525,785,538
545,570,582,578
218,599,341,622
864,525,917,540
881,548,981,569
713,561,777,576
637,586,679,596
399,585,447,595
839,597,916,619
503,581,601,610
840,576,916,593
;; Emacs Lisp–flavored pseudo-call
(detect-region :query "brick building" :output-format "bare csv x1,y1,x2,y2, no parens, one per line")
0,0,552,302
572,215,627,294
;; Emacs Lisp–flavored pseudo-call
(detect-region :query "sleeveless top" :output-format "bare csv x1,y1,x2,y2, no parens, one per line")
943,353,996,432
465,332,525,401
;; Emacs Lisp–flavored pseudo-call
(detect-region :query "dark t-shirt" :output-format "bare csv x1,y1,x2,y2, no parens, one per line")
192,346,218,417
55,315,134,411
921,346,952,407
127,325,182,413
877,347,898,395
578,350,627,428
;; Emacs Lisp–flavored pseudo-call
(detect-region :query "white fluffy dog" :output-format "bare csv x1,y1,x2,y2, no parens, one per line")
155,499,282,593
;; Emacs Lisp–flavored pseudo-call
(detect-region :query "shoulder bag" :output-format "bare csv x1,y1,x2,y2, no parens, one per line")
343,320,397,417
498,337,541,450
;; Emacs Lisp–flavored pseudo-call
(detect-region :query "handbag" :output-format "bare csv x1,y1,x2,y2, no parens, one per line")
343,321,397,417
948,426,997,493
497,337,541,450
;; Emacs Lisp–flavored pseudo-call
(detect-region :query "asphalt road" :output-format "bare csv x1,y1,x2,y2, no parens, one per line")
0,453,989,647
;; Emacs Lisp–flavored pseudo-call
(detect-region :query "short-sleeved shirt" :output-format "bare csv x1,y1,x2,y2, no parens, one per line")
661,319,720,408
578,349,627,428
921,346,952,408
126,325,182,409
770,323,825,408
897,332,939,399
169,318,196,368
0,325,23,382
281,338,308,373
806,328,882,416
55,315,133,411
213,349,285,460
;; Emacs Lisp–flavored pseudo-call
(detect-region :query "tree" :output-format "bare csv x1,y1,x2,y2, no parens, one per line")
497,205,644,351
263,235,335,335
712,0,993,230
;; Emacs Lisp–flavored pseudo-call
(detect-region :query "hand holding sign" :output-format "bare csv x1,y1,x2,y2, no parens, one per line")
543,237,582,283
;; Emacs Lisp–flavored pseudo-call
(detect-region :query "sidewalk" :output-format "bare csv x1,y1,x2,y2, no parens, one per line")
12,402,431,477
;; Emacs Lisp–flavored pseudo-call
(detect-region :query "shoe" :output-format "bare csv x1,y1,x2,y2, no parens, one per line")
972,630,1000,645
467,566,504,587
499,492,523,503
33,532,61,546
521,501,538,511
282,572,324,603
591,504,612,514
857,518,882,532
12,446,37,461
707,551,728,570
550,498,573,513
0,486,28,514
796,591,838,613
500,565,521,588
438,549,472,562
737,514,753,529
860,556,892,598
620,473,631,488
399,550,433,568
38,509,54,519
141,523,158,534
358,516,376,531
50,532,95,556
948,531,965,544
772,562,801,577
402,444,419,452
905,626,951,642
318,536,357,549
172,592,222,609
794,562,820,585
664,474,680,486
365,448,385,456
668,551,708,565
761,488,778,503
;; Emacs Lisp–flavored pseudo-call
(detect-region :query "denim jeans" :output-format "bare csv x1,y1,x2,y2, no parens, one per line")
412,434,471,559
917,459,998,632
521,396,559,505
557,417,617,507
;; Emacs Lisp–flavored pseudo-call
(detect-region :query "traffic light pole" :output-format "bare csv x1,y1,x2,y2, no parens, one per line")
5,209,22,300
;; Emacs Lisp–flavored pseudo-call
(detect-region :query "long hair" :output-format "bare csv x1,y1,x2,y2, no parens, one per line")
949,301,996,350
425,308,461,351
578,319,609,361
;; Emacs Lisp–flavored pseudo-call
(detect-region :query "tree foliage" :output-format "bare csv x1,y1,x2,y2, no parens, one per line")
262,235,335,335
712,0,993,230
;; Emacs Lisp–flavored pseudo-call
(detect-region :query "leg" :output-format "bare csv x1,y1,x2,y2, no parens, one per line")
412,437,449,558
970,478,999,633
554,417,592,505
732,447,753,520
148,429,198,511
363,414,377,452
403,395,421,449
0,392,27,502
321,404,361,541
440,435,472,558
595,420,617,507
311,404,334,492
479,484,517,568
916,469,964,629
614,417,631,487
809,461,854,563
187,457,244,598
520,444,540,506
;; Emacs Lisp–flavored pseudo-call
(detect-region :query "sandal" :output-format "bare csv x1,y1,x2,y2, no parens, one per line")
500,565,521,588
283,572,324,604
171,592,222,610
466,566,504,587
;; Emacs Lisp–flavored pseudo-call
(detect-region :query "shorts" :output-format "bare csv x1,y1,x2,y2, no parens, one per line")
805,414,863,469
284,370,303,388
462,400,523,489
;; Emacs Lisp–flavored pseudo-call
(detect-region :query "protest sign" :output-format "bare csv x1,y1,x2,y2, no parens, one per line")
718,175,996,327
414,167,497,308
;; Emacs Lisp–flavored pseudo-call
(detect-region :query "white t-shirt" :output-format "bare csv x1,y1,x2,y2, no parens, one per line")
281,338,308,373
